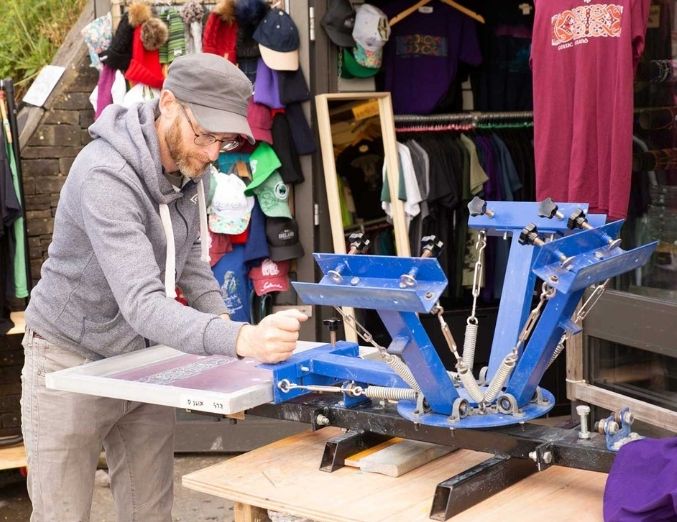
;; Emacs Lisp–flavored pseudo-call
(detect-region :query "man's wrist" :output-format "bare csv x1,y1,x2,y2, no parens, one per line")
235,324,253,358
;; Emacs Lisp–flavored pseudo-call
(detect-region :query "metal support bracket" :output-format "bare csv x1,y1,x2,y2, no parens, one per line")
430,454,537,520
319,429,392,472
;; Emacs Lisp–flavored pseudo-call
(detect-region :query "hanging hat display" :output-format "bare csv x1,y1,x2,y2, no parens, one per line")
203,0,239,62
124,20,167,89
180,0,205,54
253,8,300,71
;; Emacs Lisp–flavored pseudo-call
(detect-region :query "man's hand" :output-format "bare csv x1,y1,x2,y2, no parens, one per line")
235,309,309,363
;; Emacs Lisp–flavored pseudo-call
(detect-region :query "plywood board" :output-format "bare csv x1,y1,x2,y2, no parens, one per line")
355,439,453,477
182,428,607,522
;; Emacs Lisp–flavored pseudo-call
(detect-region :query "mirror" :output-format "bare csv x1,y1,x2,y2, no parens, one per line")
315,92,411,343
315,92,410,257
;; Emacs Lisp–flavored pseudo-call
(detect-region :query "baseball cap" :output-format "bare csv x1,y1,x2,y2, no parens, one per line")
265,217,305,261
321,0,356,48
341,47,379,78
249,258,290,295
247,99,273,144
163,53,255,142
252,172,292,218
253,8,300,71
208,171,255,234
245,142,282,196
352,4,390,69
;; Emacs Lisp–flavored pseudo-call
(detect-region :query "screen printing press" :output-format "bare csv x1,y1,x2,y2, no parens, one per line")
48,200,658,520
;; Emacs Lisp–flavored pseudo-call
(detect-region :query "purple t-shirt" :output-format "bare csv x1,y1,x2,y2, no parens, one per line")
377,0,482,114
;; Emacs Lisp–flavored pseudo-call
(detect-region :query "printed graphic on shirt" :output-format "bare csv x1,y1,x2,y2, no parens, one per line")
551,4,623,49
396,34,448,58
221,271,244,315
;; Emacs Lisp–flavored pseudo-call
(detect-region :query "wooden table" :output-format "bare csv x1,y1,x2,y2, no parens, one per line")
183,427,608,522
0,443,26,471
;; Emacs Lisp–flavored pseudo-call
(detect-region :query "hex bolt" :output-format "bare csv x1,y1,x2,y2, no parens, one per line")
529,451,537,462
576,404,591,439
615,409,634,426
328,233,371,282
596,418,619,435
538,197,565,220
519,224,575,270
468,196,495,218
542,451,553,464
315,414,330,426
350,276,360,286
400,236,444,288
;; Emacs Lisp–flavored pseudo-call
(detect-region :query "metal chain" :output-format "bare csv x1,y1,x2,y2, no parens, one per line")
468,230,487,323
547,278,611,368
332,306,388,355
511,282,556,356
431,303,463,364
574,279,610,322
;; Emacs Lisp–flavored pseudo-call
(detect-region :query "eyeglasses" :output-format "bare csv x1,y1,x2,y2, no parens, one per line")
177,103,242,152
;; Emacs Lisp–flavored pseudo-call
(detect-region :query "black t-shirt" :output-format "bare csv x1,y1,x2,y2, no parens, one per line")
336,139,386,221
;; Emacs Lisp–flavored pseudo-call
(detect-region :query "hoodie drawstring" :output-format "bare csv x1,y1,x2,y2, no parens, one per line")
159,179,210,299
159,203,177,298
197,179,210,263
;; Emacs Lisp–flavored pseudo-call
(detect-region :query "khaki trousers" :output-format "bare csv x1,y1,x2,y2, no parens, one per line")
20,329,175,522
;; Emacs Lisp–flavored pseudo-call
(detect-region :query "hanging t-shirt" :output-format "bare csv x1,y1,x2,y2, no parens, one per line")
376,0,482,114
532,0,650,220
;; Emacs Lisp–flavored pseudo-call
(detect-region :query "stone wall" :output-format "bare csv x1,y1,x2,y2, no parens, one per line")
20,46,99,287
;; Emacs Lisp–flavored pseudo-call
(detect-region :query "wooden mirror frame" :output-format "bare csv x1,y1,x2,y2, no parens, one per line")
315,92,411,257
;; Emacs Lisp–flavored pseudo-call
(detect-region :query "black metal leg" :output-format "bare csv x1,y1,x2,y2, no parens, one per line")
319,430,391,472
430,454,537,520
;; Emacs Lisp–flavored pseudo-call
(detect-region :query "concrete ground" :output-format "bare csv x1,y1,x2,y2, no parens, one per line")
0,454,235,522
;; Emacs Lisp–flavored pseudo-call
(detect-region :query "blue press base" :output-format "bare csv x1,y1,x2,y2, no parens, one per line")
396,387,556,428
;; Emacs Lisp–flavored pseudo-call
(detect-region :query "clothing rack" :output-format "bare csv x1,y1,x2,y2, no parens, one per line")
394,111,533,124
0,78,33,298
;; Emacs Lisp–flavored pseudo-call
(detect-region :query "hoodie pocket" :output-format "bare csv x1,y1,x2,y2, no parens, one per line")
81,310,139,354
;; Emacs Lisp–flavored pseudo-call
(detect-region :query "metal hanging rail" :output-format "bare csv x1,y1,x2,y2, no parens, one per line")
394,111,533,123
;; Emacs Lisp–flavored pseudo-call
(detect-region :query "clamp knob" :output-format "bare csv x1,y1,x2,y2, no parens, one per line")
567,208,592,230
348,232,371,254
420,235,444,258
518,223,543,246
467,196,495,218
538,198,564,220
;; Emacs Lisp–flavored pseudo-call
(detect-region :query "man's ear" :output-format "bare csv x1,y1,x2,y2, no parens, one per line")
158,89,178,118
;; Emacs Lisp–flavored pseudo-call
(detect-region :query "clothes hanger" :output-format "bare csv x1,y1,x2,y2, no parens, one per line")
389,0,485,27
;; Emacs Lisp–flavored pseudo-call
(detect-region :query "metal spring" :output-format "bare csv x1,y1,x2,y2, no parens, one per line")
483,354,517,404
458,366,485,403
462,321,479,370
547,336,566,369
385,355,422,393
363,386,417,401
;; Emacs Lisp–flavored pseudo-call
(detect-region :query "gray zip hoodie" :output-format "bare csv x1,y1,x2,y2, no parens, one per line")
25,100,245,360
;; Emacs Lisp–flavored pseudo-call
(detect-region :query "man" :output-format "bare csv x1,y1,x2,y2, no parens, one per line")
21,53,307,521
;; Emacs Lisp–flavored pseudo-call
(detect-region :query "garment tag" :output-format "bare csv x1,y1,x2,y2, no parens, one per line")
180,394,228,414
648,5,660,29
518,3,533,15
418,6,433,14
